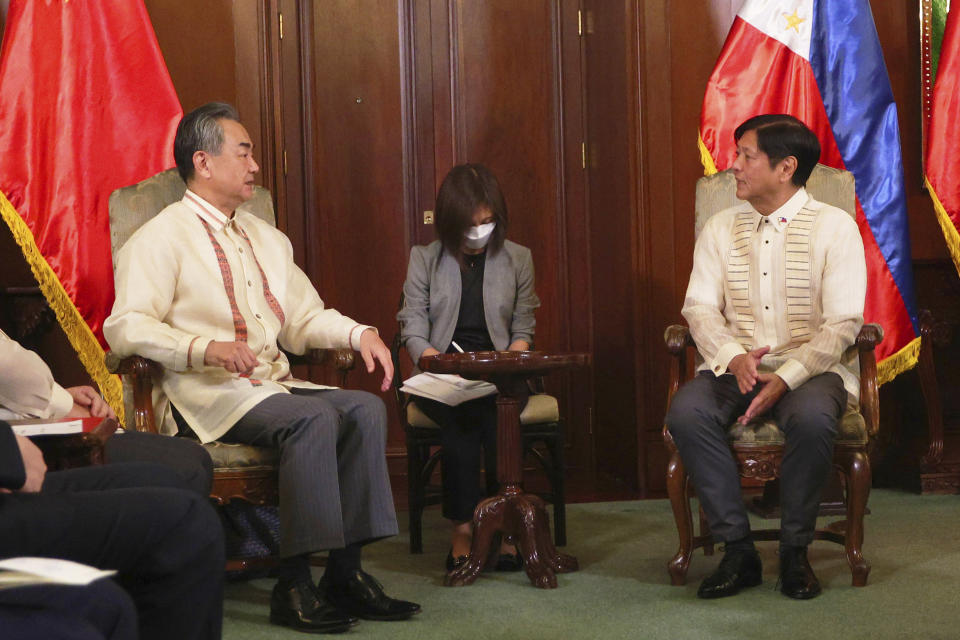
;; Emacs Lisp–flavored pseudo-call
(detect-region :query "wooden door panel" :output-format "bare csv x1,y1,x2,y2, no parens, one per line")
303,1,410,448
447,0,567,366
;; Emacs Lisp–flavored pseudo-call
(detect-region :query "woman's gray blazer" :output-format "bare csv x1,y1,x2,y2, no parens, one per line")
397,239,540,368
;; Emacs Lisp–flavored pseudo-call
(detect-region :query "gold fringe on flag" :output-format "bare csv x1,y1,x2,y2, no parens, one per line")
698,132,719,176
877,335,920,387
0,190,124,421
924,176,960,277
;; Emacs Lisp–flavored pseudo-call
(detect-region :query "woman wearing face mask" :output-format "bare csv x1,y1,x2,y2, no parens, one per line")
398,163,540,572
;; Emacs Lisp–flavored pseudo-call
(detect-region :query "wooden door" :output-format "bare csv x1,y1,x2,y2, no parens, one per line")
290,0,595,482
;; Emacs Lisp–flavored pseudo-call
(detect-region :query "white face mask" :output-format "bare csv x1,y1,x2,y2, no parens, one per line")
463,222,496,249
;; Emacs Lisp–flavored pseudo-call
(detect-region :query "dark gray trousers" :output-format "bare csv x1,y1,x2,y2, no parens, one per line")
104,430,214,497
0,580,137,640
225,388,399,557
413,395,499,522
666,371,846,547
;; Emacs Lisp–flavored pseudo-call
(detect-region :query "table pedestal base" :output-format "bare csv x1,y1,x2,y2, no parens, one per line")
444,489,578,589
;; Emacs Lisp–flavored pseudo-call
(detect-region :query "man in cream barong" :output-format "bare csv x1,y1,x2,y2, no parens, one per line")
105,103,419,633
666,114,866,601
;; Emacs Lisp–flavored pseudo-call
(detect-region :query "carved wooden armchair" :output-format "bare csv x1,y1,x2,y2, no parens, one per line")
105,169,355,570
663,165,883,587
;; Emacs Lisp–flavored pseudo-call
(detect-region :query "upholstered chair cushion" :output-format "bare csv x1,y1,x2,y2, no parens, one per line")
405,393,560,429
727,407,867,446
203,441,278,470
108,167,276,267
694,164,856,237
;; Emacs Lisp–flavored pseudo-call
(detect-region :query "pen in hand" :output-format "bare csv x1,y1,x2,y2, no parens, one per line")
451,341,465,353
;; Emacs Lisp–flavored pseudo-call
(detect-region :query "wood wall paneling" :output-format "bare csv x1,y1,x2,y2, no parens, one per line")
451,0,566,364
145,0,278,214
583,1,639,488
301,1,410,454
145,1,237,110
632,1,740,494
442,0,595,474
557,1,596,481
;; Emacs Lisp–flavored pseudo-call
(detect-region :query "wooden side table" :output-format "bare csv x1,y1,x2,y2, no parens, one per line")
420,350,589,588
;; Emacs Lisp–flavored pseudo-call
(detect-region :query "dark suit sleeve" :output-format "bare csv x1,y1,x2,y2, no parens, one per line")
0,421,26,490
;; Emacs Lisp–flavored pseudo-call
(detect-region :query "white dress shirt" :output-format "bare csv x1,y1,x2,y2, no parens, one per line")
0,328,74,421
104,190,371,442
682,188,866,402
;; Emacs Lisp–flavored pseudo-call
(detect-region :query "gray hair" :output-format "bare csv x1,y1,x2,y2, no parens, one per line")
173,102,240,182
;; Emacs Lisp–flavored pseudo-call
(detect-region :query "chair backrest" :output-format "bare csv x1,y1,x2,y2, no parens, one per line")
693,163,856,238
108,168,276,269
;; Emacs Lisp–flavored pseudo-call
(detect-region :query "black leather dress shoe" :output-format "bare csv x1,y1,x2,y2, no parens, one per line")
320,570,421,621
697,547,763,599
270,579,357,634
779,546,821,599
446,549,468,572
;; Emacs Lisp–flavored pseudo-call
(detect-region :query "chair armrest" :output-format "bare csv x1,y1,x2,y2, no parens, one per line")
664,324,694,410
855,323,884,438
286,348,356,387
664,324,694,355
104,352,161,434
663,325,695,444
917,310,951,466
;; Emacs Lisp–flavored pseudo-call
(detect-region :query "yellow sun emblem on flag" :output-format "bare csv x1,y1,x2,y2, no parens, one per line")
782,9,806,33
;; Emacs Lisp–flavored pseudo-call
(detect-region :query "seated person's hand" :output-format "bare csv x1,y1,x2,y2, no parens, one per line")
13,434,46,493
421,347,441,358
507,340,530,351
359,329,394,392
727,346,770,394
737,373,787,424
204,340,258,375
65,386,116,420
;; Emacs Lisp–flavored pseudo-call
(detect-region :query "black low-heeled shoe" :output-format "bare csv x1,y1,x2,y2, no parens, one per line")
446,550,468,572
494,552,523,572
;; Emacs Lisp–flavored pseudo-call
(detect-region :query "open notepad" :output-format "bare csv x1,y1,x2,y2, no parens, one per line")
0,557,116,590
400,373,497,406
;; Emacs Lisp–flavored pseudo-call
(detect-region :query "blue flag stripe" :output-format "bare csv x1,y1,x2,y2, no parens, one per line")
809,0,918,330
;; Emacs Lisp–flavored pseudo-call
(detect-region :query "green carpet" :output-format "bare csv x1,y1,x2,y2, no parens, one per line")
223,489,960,639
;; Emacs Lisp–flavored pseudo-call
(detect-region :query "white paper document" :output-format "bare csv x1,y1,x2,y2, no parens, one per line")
10,420,83,436
0,557,116,589
401,373,497,406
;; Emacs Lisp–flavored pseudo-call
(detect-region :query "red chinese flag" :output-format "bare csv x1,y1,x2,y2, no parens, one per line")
0,0,182,413
926,8,960,277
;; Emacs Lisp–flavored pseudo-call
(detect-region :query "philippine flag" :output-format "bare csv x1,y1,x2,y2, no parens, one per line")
699,0,919,384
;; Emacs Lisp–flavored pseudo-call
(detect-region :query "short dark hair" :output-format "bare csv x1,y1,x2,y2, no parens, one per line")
734,114,821,187
434,163,508,266
173,102,240,182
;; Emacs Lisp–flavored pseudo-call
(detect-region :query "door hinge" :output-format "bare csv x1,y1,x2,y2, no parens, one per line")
581,10,593,36
279,12,285,40
283,150,288,175
581,142,587,169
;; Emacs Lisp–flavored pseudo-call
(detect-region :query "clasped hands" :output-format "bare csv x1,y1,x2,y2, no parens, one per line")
204,328,395,392
728,346,787,425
